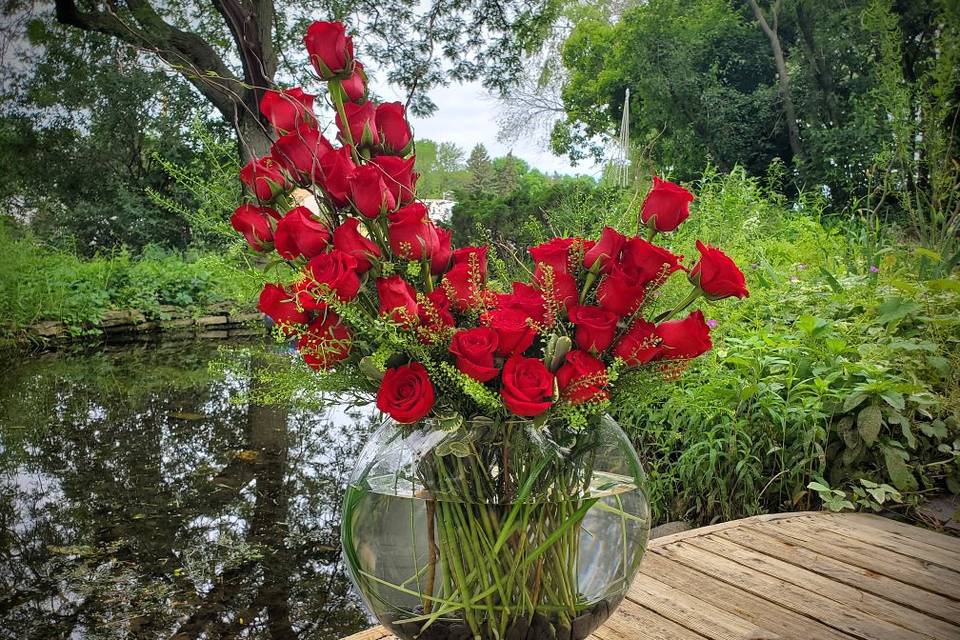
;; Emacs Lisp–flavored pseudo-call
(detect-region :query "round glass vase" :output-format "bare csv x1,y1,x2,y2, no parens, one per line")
341,414,650,640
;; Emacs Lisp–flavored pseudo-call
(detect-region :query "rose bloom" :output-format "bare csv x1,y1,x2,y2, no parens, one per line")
376,362,435,423
569,304,620,353
318,146,357,207
231,204,279,252
341,61,367,102
298,312,351,370
376,102,413,153
583,227,625,274
376,275,419,326
442,246,488,312
530,237,577,275
257,283,307,331
689,240,749,300
620,237,685,285
337,101,379,146
417,288,455,342
430,227,453,275
259,87,315,134
485,307,536,356
371,155,417,205
596,264,647,317
348,164,396,219
304,21,353,78
612,319,661,366
496,282,546,324
500,355,554,417
656,310,713,360
303,249,361,304
240,155,287,202
273,206,330,259
640,176,694,233
388,203,437,260
271,125,333,185
556,350,608,404
333,217,380,272
449,327,500,382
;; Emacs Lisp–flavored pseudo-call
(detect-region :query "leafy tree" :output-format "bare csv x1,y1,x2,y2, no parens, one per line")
414,139,469,198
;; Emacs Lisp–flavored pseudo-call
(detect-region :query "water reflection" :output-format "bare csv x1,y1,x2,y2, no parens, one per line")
0,341,377,639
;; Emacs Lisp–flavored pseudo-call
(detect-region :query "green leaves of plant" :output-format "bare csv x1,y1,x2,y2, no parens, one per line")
857,404,883,446
881,446,918,492
876,296,921,326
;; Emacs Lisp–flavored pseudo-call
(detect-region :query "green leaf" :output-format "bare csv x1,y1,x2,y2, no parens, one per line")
927,278,960,293
914,247,942,263
837,416,860,449
807,481,831,493
882,447,919,492
843,393,869,413
819,268,844,293
797,315,831,337
876,297,920,325
858,405,883,446
900,421,916,449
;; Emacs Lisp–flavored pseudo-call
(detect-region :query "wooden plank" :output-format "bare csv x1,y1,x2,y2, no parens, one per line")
728,524,960,626
637,553,858,640
648,512,817,548
687,534,949,639
656,540,928,640
626,572,780,639
760,518,960,599
835,512,960,553
341,628,393,640
593,597,707,640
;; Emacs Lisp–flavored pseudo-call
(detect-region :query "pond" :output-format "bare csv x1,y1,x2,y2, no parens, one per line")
0,340,378,640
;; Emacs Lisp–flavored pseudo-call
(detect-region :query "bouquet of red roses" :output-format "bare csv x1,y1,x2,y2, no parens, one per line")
231,19,748,640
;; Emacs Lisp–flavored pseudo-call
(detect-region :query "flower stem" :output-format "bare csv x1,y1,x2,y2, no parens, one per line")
656,287,702,322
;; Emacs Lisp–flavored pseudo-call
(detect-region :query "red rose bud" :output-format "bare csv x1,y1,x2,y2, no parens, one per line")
530,237,577,275
341,61,367,102
376,102,413,154
271,125,333,184
641,176,694,233
442,246,488,312
293,276,326,311
536,267,578,314
376,362,435,423
333,217,380,272
303,249,361,304
298,312,351,370
449,327,500,382
656,310,713,360
258,283,307,331
597,264,647,317
259,87,315,134
497,282,546,324
430,226,453,275
304,21,354,79
612,319,662,366
318,146,357,207
417,288,455,341
372,155,417,205
337,101,379,147
388,203,437,260
583,226,625,274
485,307,536,356
231,204,279,252
500,355,554,417
376,275,419,326
348,164,396,218
689,240,749,300
274,206,330,260
556,350,609,404
239,155,287,202
620,237,685,285
569,304,619,353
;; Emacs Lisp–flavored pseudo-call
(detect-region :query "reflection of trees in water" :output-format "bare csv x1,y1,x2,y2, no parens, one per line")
0,342,378,639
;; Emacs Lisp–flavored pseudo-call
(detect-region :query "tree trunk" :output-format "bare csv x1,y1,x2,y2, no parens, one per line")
747,0,803,161
795,0,841,126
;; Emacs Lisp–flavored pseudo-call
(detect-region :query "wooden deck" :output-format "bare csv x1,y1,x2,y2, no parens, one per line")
342,511,960,640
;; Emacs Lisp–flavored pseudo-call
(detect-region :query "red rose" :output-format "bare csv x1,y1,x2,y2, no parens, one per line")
257,283,307,331
337,101,379,147
641,176,694,233
371,155,417,205
449,327,500,382
556,350,608,404
271,125,333,184
497,282,546,324
318,146,357,207
534,265,578,315
417,288,455,342
376,275,418,326
298,312,351,370
596,265,647,317
304,21,353,79
689,241,749,300
500,355,554,417
530,237,577,275
293,276,326,311
341,61,367,102
304,249,361,302
430,226,453,275
656,310,712,360
620,237,685,285
376,362,435,423
442,246,488,312
239,155,287,202
231,204,279,252
376,102,412,154
485,307,536,356
388,203,437,260
583,226,625,274
333,217,380,272
274,206,330,260
259,87,315,134
348,163,396,218
612,319,661,366
569,304,619,353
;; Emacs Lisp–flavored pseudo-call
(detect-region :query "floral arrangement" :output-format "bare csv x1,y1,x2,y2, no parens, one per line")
230,19,748,639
